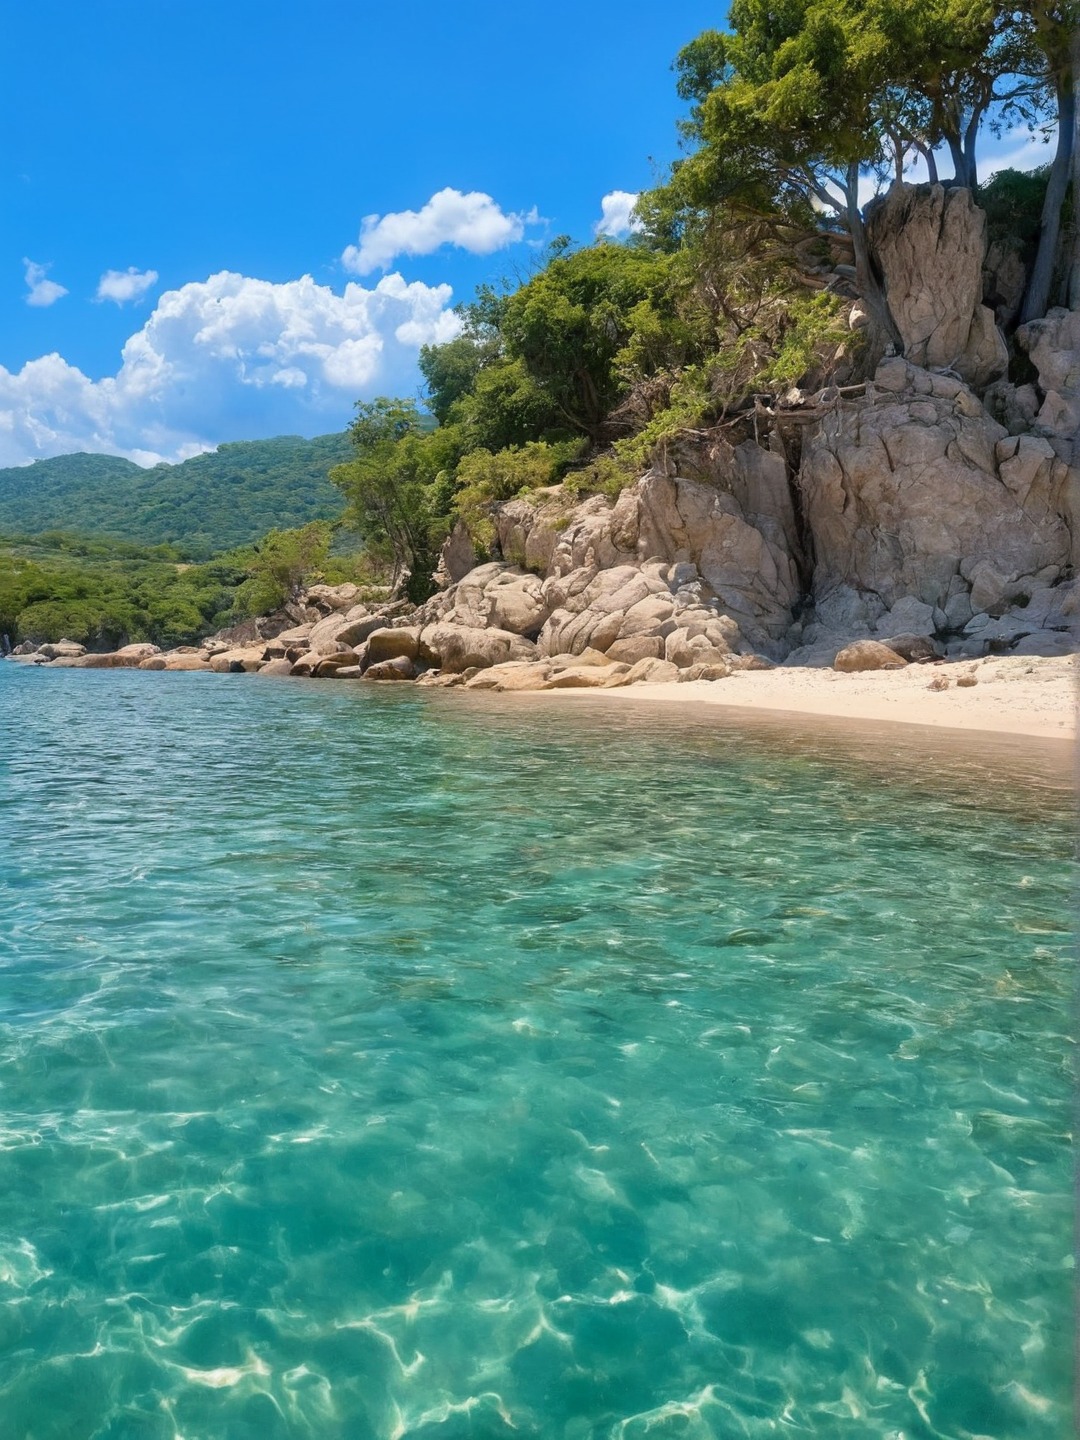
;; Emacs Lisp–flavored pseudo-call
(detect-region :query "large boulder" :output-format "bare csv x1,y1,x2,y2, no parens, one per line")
438,564,552,637
610,657,681,686
834,640,908,672
38,639,86,660
364,626,421,665
867,184,1007,386
57,647,157,669
365,656,417,681
303,583,361,613
208,646,267,673
420,623,538,674
309,612,387,654
289,647,357,677
463,660,553,691
799,358,1076,621
542,662,630,688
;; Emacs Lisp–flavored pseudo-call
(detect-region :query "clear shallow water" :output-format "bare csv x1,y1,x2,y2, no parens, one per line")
0,667,1074,1440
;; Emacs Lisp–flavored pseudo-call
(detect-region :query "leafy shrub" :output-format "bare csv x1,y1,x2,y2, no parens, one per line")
561,454,636,501
452,440,582,547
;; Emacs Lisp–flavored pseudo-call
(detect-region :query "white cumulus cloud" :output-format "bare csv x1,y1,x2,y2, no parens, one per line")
23,259,68,308
982,125,1058,180
96,267,160,304
343,187,540,274
595,191,642,238
0,270,462,467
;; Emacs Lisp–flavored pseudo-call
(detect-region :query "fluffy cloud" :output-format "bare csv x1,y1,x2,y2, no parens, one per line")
0,270,461,467
983,125,1058,179
96,267,159,304
343,187,540,274
595,191,642,239
23,259,68,308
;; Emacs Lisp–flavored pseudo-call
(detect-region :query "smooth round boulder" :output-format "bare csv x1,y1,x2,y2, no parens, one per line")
834,640,908,672
365,656,417,681
365,627,420,665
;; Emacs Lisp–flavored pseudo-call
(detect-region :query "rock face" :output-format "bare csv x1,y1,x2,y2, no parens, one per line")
494,439,801,652
868,184,1007,387
1016,306,1080,456
798,357,1076,638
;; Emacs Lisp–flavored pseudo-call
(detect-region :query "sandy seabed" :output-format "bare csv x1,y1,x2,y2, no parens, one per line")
532,653,1078,746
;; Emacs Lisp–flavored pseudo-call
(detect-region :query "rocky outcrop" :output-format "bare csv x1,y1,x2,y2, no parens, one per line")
51,643,162,669
794,356,1077,663
1016,306,1080,458
868,184,1007,387
494,441,801,652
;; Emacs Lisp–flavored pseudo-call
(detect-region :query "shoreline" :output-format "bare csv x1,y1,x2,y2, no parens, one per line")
10,649,1077,749
509,655,1078,746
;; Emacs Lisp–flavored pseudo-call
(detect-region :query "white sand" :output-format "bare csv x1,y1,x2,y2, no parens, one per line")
552,654,1078,743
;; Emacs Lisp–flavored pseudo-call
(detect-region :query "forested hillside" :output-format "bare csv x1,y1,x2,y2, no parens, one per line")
0,522,369,649
0,434,352,555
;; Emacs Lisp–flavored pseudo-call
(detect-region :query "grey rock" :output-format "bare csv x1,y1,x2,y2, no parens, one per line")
875,596,937,638
882,633,941,663
799,361,1075,618
365,656,417,681
867,184,1006,385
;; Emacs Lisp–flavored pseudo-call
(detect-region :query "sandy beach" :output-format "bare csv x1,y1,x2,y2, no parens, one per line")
539,653,1078,744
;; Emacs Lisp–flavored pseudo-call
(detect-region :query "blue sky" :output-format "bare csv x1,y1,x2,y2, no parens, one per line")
0,0,1055,468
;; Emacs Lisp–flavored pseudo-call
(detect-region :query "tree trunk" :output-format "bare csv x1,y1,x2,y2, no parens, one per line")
1068,26,1080,308
844,164,902,357
944,130,967,185
961,109,982,189
1022,70,1077,321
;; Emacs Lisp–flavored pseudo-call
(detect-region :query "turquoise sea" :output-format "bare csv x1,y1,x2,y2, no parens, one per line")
0,666,1074,1439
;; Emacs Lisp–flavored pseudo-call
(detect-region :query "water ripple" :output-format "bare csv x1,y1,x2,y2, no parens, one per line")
0,667,1073,1438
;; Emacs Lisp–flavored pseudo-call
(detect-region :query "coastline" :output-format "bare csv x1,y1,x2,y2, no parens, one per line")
511,654,1078,746
9,648,1076,750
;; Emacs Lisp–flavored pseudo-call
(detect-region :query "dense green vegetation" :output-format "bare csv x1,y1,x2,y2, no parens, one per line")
0,434,352,556
331,1,1077,601
0,524,372,649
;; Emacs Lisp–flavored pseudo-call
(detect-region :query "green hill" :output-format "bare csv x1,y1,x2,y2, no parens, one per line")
0,433,353,557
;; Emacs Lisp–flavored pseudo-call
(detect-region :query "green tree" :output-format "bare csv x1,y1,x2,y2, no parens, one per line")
231,521,332,618
658,0,1056,341
495,243,682,437
418,334,500,424
330,399,448,602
